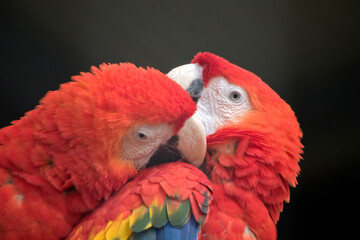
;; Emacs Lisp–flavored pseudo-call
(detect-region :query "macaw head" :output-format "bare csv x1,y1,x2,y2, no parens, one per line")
168,52,303,222
33,63,205,208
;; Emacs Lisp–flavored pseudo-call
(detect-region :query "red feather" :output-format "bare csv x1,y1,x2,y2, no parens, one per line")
66,162,212,239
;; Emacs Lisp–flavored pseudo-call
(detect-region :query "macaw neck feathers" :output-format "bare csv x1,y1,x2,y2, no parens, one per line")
205,122,302,225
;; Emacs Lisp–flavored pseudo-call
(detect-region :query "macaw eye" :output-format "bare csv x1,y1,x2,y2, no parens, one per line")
229,91,241,101
136,131,148,140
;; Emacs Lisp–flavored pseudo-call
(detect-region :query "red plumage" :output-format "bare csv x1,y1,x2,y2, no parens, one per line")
0,63,196,239
192,52,303,239
66,162,213,240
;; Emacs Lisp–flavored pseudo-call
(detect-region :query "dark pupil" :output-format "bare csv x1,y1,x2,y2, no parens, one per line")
232,92,239,99
139,133,146,138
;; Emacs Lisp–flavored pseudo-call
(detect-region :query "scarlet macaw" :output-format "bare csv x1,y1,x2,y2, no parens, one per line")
66,52,303,240
0,63,206,239
168,52,303,239
65,66,211,240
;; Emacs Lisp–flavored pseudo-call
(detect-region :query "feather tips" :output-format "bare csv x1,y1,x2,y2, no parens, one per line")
66,162,212,240
154,215,200,240
166,198,191,228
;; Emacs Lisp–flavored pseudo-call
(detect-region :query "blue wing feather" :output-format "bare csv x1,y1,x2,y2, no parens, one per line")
179,217,190,239
157,215,199,240
187,215,200,240
139,215,200,240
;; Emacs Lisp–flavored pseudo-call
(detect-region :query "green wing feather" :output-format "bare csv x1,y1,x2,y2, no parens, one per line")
130,228,156,240
150,200,168,228
129,205,151,233
65,162,213,240
166,197,191,228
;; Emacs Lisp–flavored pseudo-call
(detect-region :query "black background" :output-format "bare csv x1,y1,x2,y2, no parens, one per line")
1,1,359,239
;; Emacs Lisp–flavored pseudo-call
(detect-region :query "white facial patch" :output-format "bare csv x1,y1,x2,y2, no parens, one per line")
195,76,252,136
121,123,174,169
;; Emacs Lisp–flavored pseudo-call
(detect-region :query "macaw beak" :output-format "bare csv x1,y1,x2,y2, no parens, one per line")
175,115,206,167
146,64,206,168
168,64,206,167
167,63,204,103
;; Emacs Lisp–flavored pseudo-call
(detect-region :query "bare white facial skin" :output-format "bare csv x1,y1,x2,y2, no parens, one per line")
168,63,252,137
121,123,174,169
195,76,252,136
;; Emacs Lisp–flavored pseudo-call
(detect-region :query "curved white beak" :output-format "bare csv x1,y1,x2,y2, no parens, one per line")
167,63,206,167
176,115,206,167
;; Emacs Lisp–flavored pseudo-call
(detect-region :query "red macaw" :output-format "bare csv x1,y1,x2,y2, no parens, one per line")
168,52,303,239
0,63,206,239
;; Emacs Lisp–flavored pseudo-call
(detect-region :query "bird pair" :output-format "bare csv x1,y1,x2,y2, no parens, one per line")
0,52,303,240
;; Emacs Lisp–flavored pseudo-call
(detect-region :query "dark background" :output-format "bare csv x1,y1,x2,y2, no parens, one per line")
1,1,359,239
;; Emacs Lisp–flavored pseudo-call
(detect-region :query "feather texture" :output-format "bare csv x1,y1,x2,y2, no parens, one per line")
0,63,196,239
66,162,212,240
155,215,199,240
